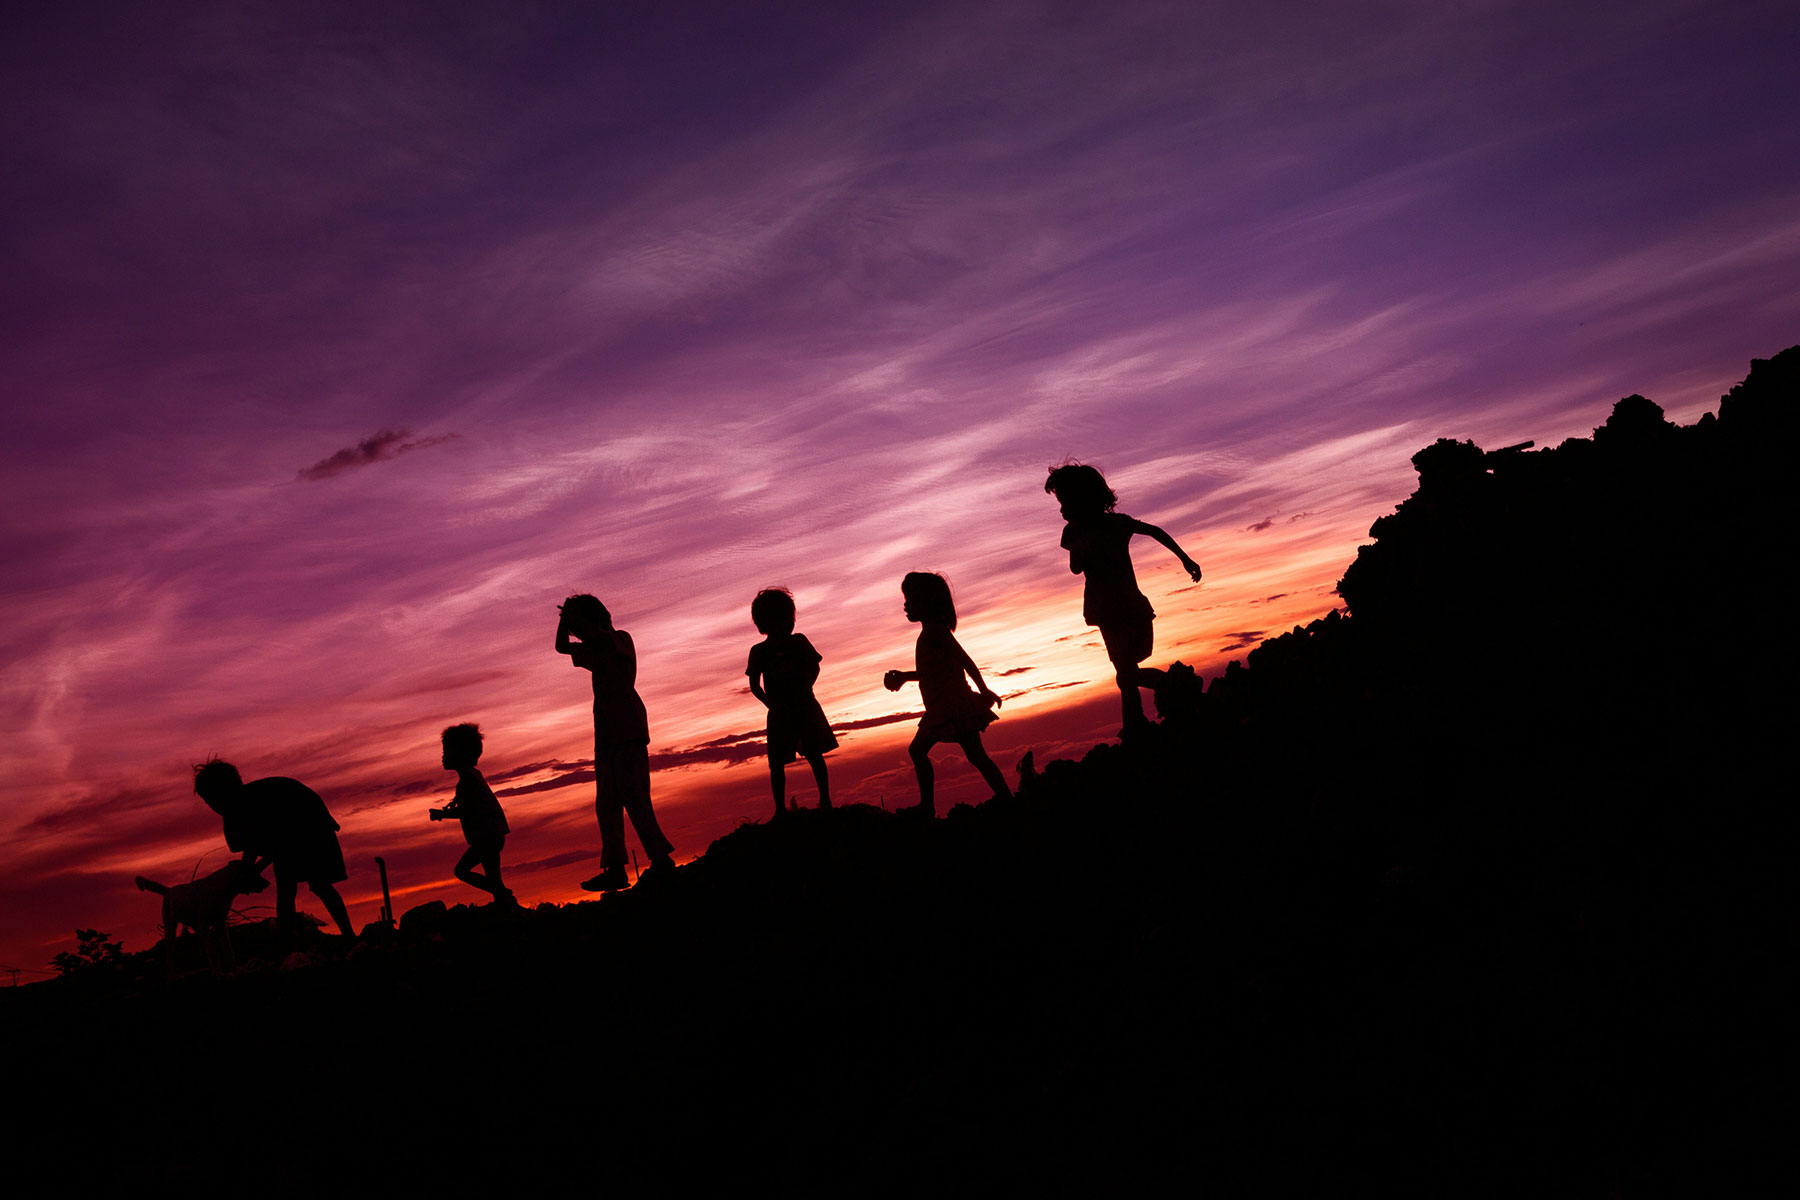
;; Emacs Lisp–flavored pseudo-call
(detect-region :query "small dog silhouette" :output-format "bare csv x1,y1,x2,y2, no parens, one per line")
136,859,269,974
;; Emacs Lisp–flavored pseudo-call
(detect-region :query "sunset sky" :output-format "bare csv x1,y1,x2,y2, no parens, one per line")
4,1,1797,980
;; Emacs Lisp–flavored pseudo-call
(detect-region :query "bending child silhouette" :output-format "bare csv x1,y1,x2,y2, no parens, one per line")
429,723,516,906
1045,462,1202,733
556,594,676,892
746,587,837,818
192,758,355,941
882,571,1012,815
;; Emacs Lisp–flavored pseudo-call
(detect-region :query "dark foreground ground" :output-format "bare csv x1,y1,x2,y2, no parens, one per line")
9,350,1793,1193
6,726,1785,1194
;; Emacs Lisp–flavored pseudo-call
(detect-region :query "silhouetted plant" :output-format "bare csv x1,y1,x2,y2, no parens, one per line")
51,928,124,977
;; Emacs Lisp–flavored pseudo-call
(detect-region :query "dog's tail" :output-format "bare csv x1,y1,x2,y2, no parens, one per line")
135,876,168,895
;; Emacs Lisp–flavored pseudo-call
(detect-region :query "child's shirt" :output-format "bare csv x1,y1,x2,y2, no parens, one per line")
450,769,509,843
222,776,340,862
746,633,822,710
1061,512,1155,627
568,629,651,745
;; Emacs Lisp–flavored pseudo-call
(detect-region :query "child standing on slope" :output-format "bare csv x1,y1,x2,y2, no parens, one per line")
882,571,1012,815
1044,461,1203,733
556,593,677,892
746,587,837,818
430,722,515,906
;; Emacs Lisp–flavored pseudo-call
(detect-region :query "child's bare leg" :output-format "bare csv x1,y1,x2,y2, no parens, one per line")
454,844,497,895
806,752,831,808
310,881,355,938
768,755,787,817
909,733,936,813
481,843,506,897
957,735,1012,800
275,877,299,939
1116,665,1147,727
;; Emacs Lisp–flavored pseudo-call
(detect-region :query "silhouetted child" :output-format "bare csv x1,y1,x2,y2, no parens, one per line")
430,723,516,906
556,593,676,892
193,757,356,941
882,571,1012,815
1045,462,1202,732
747,587,837,818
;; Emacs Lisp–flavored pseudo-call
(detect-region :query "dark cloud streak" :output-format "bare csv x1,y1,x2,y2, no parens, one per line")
297,429,457,481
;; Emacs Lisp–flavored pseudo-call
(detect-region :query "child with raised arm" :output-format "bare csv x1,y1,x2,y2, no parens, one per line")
746,587,837,819
882,571,1013,815
429,723,515,906
556,593,676,892
1044,462,1203,733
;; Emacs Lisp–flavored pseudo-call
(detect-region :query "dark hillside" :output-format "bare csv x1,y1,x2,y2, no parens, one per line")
7,349,1793,1193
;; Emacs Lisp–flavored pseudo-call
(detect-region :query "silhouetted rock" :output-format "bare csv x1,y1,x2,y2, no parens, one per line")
399,899,448,937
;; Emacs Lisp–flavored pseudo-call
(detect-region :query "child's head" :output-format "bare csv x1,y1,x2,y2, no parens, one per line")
750,587,796,635
561,593,611,635
192,756,244,813
441,723,483,770
901,571,957,630
1044,461,1117,519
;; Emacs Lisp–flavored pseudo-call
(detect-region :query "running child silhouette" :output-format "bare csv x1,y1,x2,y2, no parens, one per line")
882,571,1012,814
746,587,837,818
1044,462,1202,732
429,722,516,906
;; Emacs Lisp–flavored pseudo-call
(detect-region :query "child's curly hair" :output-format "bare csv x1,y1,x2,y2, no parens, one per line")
192,756,242,799
902,571,958,630
441,723,483,763
751,587,796,635
1044,461,1117,515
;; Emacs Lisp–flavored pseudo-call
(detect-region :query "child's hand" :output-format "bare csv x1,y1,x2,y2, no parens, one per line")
883,670,905,692
1183,558,1203,583
981,687,1003,709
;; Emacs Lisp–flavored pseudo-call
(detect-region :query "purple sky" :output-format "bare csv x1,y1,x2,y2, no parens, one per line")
4,1,1797,980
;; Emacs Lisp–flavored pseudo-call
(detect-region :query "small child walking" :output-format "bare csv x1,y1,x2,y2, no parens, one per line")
746,587,837,818
883,571,1013,815
430,722,516,906
1044,462,1202,732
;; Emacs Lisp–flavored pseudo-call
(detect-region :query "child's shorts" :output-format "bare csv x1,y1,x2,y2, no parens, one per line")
1100,616,1154,667
767,699,838,764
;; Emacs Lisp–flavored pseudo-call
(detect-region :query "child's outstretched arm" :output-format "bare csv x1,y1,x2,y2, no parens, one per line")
1132,519,1203,582
883,669,917,691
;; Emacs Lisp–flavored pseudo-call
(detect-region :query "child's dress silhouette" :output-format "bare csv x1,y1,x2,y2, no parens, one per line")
915,625,998,742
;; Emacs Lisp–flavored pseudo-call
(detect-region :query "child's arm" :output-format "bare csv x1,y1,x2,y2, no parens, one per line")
1131,519,1203,581
796,634,822,686
555,606,577,656
883,669,917,691
1061,525,1084,575
954,638,1003,708
747,659,770,707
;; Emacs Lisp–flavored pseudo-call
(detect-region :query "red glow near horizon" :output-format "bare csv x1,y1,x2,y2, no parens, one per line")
4,2,1799,980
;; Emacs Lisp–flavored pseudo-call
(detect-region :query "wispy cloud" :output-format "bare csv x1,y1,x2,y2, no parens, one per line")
296,429,458,481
